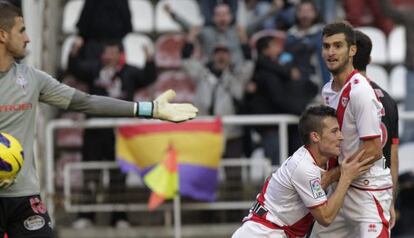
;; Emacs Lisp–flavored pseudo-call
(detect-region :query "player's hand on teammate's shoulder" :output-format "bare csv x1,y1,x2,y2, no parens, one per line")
341,149,373,183
152,90,198,123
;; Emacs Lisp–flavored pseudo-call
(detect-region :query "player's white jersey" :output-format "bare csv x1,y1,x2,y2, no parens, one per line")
244,146,327,237
322,70,392,190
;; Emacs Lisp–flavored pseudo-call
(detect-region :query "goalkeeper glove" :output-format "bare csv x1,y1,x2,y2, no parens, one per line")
0,178,15,189
137,90,198,122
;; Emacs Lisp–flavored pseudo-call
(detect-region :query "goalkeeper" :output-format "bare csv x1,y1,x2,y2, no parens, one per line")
0,2,197,237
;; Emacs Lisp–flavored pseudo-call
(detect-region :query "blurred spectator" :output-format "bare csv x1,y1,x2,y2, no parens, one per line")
238,0,293,35
166,3,245,66
313,0,339,23
74,0,132,61
393,172,414,235
181,26,254,158
198,0,238,26
379,0,414,143
3,0,20,8
68,41,156,228
344,0,394,35
244,35,318,164
284,0,330,85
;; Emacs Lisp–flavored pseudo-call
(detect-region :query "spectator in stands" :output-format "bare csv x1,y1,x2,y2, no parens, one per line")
181,25,254,158
244,35,318,165
68,40,156,228
3,0,20,8
165,3,245,66
344,0,394,35
313,0,339,23
238,0,290,36
284,0,330,85
73,0,132,61
379,0,414,143
198,0,238,26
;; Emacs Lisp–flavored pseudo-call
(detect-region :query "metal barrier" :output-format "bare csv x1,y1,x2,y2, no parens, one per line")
45,115,299,222
62,158,272,213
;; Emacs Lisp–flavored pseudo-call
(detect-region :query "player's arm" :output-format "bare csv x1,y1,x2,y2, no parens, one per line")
389,143,398,228
310,150,373,227
360,137,383,164
352,85,383,163
68,89,198,122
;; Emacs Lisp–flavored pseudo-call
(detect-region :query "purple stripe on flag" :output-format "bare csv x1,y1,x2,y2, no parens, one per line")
179,164,218,202
117,157,218,202
116,157,152,175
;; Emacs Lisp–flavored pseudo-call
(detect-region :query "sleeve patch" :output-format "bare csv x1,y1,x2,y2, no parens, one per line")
310,178,325,199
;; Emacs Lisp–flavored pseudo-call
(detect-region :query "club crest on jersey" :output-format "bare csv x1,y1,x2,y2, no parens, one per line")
310,178,325,199
16,75,27,95
341,97,349,107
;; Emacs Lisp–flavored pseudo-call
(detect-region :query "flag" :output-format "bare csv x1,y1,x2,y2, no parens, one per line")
144,144,178,210
116,118,223,202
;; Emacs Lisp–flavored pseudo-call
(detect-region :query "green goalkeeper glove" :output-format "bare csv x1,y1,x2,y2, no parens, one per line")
137,90,198,122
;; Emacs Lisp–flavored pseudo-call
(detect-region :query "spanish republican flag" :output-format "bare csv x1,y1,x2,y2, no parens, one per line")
116,118,223,202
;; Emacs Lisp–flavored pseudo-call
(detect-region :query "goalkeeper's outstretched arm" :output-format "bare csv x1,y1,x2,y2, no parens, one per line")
67,89,198,122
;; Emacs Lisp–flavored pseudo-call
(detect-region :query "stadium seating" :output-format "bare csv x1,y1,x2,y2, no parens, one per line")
399,142,414,174
154,33,186,68
128,0,154,33
356,26,388,64
60,35,77,71
155,0,204,33
388,26,406,65
366,64,389,92
62,0,84,34
123,33,154,68
152,70,196,102
389,65,407,101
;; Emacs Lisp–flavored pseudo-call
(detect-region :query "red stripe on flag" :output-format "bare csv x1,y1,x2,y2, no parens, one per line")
118,119,222,138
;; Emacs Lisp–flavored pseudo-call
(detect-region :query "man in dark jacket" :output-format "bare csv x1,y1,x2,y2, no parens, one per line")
246,35,318,165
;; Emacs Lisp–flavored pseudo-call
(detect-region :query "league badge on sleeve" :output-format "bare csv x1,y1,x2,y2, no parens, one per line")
310,178,325,199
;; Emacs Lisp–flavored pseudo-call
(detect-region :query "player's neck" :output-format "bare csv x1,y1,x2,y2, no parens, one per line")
306,146,327,169
0,52,15,72
332,65,355,91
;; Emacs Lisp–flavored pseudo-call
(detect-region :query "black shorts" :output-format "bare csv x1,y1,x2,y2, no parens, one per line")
0,195,53,238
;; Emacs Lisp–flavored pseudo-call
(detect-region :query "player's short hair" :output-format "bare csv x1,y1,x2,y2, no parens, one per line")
322,21,356,48
353,30,372,72
298,105,337,145
0,1,22,32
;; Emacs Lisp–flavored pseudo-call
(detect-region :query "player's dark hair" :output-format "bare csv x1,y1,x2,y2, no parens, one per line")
0,1,22,32
298,105,337,145
353,30,372,72
256,36,275,56
322,21,355,48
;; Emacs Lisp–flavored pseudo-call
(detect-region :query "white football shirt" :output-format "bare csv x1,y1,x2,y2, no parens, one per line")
245,146,327,235
322,70,392,190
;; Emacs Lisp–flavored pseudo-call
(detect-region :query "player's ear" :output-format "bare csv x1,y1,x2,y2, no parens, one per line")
310,131,320,143
349,44,357,57
0,28,8,43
